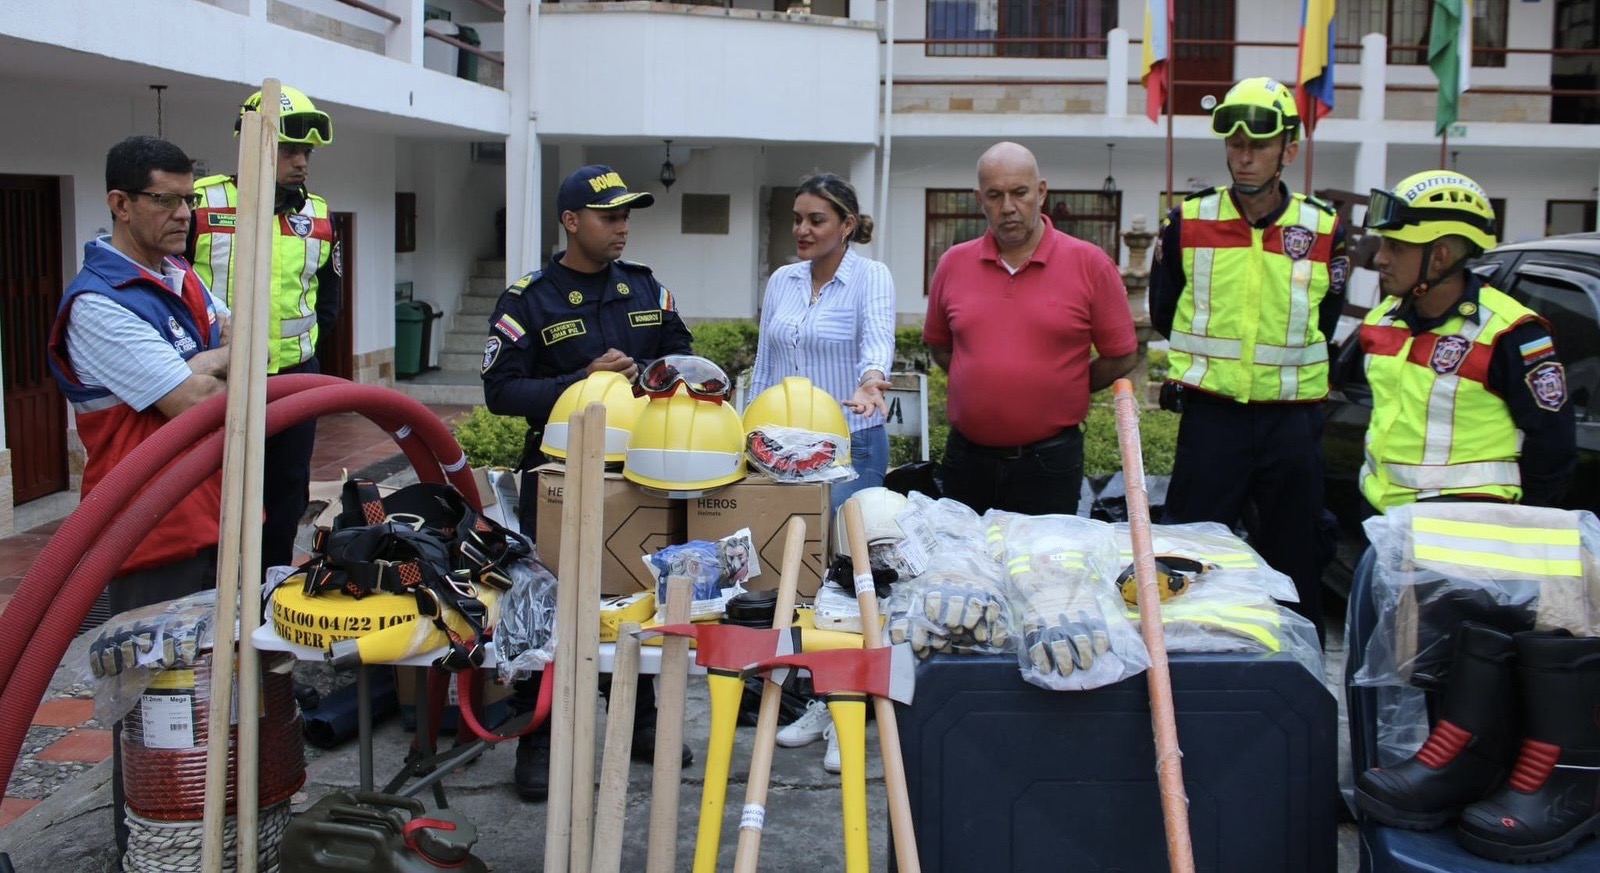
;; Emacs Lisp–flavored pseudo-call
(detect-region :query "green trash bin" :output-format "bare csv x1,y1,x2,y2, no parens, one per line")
395,301,426,378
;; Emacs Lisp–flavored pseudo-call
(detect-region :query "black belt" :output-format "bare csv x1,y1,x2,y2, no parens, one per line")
956,427,1081,460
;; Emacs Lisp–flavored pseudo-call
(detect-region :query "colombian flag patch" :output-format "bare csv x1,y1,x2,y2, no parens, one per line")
494,314,526,341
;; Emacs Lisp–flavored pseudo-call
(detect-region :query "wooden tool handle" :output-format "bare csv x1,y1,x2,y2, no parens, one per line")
645,575,693,873
732,517,808,873
569,402,607,872
1113,378,1196,873
591,622,641,873
543,410,587,873
842,501,921,872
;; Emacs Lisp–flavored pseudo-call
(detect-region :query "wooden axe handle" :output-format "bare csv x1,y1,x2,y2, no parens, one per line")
543,410,587,873
569,402,607,873
591,622,641,873
645,575,693,873
843,500,921,872
1113,378,1196,873
732,517,807,873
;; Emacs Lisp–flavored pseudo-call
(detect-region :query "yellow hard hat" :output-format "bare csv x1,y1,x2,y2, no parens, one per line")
236,85,333,146
1363,170,1499,253
1210,76,1301,142
624,386,748,494
542,371,649,462
743,376,851,442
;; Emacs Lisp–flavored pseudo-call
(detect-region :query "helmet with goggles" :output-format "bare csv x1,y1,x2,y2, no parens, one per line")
541,371,649,463
623,384,747,495
1362,170,1498,254
1210,77,1301,143
235,85,334,147
633,355,731,404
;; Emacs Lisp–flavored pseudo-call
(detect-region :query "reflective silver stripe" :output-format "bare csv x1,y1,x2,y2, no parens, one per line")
1169,331,1241,359
1384,459,1521,491
1181,193,1224,386
71,395,126,414
200,182,233,305
281,315,317,337
294,203,323,364
1422,305,1494,466
1253,343,1328,366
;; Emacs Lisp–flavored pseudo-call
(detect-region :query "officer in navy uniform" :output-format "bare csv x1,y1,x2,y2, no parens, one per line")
481,164,694,800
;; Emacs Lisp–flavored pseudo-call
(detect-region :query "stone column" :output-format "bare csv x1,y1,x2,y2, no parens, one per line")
1121,216,1158,405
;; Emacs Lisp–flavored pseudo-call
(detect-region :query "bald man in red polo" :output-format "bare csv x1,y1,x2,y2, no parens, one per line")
924,141,1139,515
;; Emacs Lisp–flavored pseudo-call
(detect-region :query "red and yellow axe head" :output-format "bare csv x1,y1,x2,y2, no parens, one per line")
742,644,916,705
636,623,783,673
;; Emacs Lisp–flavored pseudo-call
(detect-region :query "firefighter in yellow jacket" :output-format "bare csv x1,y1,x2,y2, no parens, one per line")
1150,77,1348,643
188,85,343,569
1359,170,1575,511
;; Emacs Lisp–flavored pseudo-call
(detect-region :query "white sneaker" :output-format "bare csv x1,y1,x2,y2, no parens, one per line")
823,722,841,775
776,699,831,748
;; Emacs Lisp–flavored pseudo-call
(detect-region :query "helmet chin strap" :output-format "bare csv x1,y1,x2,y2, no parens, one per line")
1228,134,1291,197
1404,241,1473,300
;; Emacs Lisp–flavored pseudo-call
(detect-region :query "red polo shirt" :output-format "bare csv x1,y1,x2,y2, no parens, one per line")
924,217,1137,446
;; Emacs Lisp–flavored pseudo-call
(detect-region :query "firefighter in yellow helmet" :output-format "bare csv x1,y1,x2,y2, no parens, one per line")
1149,76,1351,646
1359,170,1575,511
187,84,343,573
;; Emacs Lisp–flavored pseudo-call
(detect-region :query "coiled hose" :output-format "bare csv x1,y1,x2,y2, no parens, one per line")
0,380,481,791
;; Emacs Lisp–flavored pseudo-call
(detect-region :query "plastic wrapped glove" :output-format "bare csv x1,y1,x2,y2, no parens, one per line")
923,578,1007,643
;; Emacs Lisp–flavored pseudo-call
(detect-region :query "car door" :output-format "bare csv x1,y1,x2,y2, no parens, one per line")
1498,258,1600,512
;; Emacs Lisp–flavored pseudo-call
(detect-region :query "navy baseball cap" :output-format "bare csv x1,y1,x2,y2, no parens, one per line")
556,165,656,216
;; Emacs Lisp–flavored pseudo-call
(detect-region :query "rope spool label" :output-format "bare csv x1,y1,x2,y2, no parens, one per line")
139,690,196,750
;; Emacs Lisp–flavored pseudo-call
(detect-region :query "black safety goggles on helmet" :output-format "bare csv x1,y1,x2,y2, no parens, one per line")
235,110,333,145
1362,188,1497,235
1211,104,1292,139
634,355,731,403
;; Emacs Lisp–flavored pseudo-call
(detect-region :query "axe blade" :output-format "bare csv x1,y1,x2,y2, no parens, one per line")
635,623,782,672
744,644,916,705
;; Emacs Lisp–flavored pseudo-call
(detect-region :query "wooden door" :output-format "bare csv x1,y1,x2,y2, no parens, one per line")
318,211,355,380
1173,0,1237,115
0,175,68,503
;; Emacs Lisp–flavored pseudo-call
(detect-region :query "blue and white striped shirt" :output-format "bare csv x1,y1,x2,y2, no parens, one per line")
749,248,896,434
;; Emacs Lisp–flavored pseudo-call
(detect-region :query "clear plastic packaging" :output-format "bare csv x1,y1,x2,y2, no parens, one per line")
645,529,759,622
494,553,560,684
881,493,1013,657
86,590,221,725
745,425,857,484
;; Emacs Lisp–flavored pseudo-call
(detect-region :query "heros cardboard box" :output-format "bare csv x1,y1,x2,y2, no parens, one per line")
686,475,832,599
534,462,686,595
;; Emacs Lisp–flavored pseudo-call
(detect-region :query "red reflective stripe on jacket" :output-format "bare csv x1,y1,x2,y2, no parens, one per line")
1181,218,1255,249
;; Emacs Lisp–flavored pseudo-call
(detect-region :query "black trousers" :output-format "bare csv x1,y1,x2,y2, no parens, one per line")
1162,395,1327,646
940,426,1085,516
261,359,320,571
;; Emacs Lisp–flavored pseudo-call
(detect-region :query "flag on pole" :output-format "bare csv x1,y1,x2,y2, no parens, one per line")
1429,0,1473,136
1295,0,1337,130
1141,0,1174,123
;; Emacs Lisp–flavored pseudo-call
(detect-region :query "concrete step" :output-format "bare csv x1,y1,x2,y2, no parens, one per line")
458,294,498,317
467,275,504,296
392,370,484,406
443,330,486,354
474,258,505,279
439,351,485,373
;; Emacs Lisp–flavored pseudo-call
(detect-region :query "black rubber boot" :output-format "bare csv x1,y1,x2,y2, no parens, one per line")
1355,622,1518,830
514,732,550,801
1457,631,1600,863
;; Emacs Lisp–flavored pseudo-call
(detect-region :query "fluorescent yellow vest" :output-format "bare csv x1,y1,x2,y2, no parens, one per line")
1169,188,1337,402
1359,284,1535,510
191,174,332,373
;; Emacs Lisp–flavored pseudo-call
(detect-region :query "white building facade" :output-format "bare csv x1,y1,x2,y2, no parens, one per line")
1,0,1596,531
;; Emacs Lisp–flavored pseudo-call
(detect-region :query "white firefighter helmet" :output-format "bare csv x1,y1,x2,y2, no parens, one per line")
835,487,914,575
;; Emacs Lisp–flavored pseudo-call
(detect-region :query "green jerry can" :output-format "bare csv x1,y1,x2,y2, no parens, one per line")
279,791,488,872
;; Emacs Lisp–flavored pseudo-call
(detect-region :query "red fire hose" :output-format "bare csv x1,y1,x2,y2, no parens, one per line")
0,380,481,791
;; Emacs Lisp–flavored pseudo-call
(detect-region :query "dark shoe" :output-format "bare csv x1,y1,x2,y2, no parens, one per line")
631,725,692,766
514,734,550,801
1355,622,1518,830
1457,631,1600,863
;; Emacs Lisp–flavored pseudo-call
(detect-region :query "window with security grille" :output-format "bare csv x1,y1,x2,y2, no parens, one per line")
923,189,1122,293
924,0,1117,58
1333,0,1507,67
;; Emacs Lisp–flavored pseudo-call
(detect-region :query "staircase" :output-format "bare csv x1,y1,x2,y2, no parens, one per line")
391,258,504,406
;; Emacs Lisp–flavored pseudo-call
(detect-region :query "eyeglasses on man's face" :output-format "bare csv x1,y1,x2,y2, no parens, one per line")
125,190,201,211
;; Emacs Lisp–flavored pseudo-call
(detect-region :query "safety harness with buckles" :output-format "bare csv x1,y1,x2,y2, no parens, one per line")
297,479,531,671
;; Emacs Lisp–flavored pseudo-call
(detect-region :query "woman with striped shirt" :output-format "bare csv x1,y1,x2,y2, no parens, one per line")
750,172,897,510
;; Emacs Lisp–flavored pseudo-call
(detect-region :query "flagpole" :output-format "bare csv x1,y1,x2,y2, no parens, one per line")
1440,127,1448,169
1165,2,1175,208
1304,119,1315,194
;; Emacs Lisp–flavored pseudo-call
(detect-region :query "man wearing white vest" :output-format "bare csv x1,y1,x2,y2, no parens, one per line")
1150,76,1348,644
188,84,343,571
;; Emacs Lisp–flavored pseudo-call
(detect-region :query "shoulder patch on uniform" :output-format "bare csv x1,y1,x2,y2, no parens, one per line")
507,271,541,295
1303,194,1336,215
1526,361,1567,412
1183,187,1217,201
331,240,344,278
481,336,502,374
1519,334,1557,364
493,313,526,341
659,286,676,312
